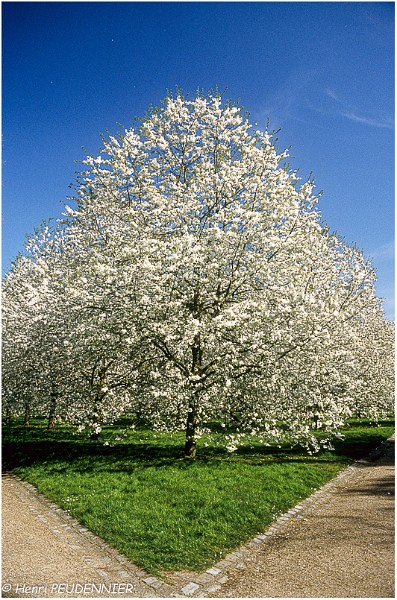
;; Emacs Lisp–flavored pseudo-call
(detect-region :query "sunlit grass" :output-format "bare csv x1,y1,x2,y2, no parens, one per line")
3,418,394,573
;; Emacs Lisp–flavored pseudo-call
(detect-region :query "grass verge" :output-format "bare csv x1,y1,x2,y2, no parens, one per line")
2,418,394,574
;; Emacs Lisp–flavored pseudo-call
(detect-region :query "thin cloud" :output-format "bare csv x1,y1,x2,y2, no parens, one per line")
324,88,394,130
325,88,340,102
341,111,394,130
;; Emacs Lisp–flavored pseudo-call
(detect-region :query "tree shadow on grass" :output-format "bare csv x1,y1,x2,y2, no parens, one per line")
2,439,183,473
2,441,392,479
331,434,394,462
1,439,310,476
2,420,394,475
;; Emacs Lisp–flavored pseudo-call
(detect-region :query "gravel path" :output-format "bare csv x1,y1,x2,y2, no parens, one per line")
2,438,394,598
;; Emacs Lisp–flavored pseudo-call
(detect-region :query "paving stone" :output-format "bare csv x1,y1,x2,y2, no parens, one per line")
206,567,221,576
107,547,121,556
117,570,130,578
181,582,200,595
143,577,163,589
225,552,239,561
97,542,111,550
96,569,111,578
151,581,164,589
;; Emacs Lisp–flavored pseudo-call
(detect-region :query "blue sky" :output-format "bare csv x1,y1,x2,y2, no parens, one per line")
2,1,395,318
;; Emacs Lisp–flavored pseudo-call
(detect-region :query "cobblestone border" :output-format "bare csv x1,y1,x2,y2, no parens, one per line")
3,435,394,598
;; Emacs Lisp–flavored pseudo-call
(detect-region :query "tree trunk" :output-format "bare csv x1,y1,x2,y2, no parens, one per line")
184,326,201,458
90,366,107,440
23,403,31,427
184,402,197,458
47,392,57,431
90,403,102,440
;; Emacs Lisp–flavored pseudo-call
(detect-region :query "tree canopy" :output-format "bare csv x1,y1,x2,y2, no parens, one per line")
3,91,394,456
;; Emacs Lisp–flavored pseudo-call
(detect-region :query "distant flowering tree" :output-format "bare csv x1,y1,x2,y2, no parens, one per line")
2,225,72,429
347,308,395,421
3,91,393,457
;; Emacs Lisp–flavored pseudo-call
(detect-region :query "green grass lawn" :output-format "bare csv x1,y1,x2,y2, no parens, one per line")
2,418,394,574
